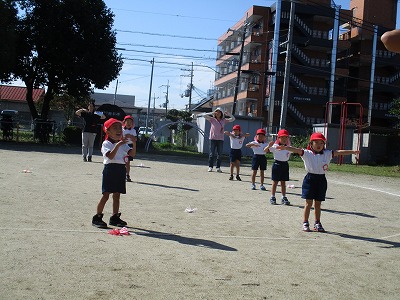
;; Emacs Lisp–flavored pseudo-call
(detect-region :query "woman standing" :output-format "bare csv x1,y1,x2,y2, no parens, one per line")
75,102,105,162
201,108,235,172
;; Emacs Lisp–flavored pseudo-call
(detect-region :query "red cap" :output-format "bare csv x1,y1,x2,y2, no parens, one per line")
103,118,122,133
123,115,134,122
232,125,241,131
277,129,289,137
310,132,326,142
256,128,266,135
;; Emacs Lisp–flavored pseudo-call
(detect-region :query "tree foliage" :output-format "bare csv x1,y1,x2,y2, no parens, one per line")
166,109,194,146
0,0,18,82
6,0,123,120
389,98,400,128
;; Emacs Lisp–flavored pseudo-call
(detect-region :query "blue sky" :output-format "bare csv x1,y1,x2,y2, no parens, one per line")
8,1,396,110
98,0,357,110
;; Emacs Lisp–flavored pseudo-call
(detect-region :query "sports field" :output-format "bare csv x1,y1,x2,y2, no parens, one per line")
0,143,399,299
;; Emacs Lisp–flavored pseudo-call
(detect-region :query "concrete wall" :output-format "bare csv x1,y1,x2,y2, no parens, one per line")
354,133,400,165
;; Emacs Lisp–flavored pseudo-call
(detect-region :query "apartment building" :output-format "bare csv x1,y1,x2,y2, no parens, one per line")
214,0,400,132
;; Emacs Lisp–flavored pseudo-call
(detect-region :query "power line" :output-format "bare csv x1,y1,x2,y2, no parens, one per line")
118,42,217,53
116,29,217,41
110,8,238,23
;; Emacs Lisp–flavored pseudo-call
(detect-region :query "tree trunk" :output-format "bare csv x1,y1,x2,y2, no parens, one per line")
24,78,39,120
41,84,54,120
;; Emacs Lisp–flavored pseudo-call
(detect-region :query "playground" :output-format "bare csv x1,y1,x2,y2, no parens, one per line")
0,142,399,299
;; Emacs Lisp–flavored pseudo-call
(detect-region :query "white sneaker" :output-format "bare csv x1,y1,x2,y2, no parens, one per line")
216,168,222,173
208,167,213,172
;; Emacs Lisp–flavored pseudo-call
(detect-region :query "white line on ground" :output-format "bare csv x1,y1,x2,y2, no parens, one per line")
1,227,398,243
330,180,400,197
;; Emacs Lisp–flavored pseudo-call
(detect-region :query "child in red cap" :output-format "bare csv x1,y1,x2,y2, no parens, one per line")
92,118,136,228
224,125,250,181
122,115,137,182
246,128,269,190
264,129,292,205
277,132,360,232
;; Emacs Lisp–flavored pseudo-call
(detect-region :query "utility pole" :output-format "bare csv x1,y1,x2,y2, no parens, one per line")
267,0,282,133
152,93,159,129
159,80,169,117
113,79,119,105
145,58,154,134
165,81,169,117
280,1,295,129
368,25,378,126
181,64,194,112
232,15,248,116
189,62,193,112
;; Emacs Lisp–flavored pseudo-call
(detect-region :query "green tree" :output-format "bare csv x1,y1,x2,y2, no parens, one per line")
9,0,122,120
389,98,400,128
0,0,18,82
166,109,193,147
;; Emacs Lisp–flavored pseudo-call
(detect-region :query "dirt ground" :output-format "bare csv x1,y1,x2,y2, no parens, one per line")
0,142,399,300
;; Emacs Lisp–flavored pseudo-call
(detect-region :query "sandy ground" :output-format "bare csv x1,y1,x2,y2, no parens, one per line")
0,142,399,300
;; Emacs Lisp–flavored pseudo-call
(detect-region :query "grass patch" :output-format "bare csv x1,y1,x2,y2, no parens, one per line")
287,155,400,178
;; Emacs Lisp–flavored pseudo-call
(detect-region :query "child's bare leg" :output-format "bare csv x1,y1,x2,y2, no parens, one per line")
125,161,130,176
303,199,313,222
281,181,286,196
230,162,234,176
235,160,240,175
112,193,121,215
271,181,278,195
260,170,265,185
97,192,110,214
314,200,322,222
251,170,257,184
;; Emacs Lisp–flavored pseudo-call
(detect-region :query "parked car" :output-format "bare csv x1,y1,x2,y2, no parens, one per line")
138,127,153,136
138,127,156,141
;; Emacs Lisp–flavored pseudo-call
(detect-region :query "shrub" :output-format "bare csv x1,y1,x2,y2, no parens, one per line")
63,126,82,145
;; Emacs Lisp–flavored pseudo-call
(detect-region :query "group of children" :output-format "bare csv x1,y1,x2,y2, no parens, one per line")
91,114,359,233
223,125,359,232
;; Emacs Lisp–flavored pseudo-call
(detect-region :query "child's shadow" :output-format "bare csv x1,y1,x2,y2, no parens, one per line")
127,226,237,252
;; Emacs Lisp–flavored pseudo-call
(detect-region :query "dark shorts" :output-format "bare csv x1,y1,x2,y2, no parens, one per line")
271,160,289,181
229,149,242,162
252,154,267,170
301,173,327,201
102,163,126,194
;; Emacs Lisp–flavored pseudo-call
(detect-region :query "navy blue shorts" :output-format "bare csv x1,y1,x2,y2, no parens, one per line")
102,163,126,194
252,154,267,170
229,149,242,162
271,160,289,181
301,173,327,201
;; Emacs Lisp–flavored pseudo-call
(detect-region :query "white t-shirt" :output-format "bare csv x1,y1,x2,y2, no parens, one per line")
248,140,269,155
101,140,132,164
229,135,246,149
301,149,333,174
269,143,291,161
123,127,137,144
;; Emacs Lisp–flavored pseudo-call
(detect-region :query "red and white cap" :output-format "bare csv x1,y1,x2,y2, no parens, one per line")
103,118,122,133
256,128,266,135
309,132,326,142
123,115,134,122
232,125,241,131
277,129,289,137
